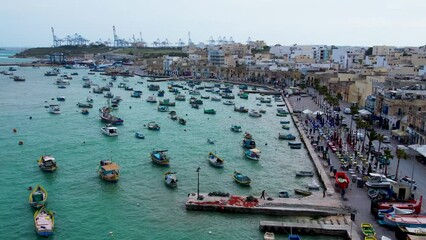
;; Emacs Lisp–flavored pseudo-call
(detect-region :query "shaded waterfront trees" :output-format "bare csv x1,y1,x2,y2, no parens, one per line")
383,149,394,176
395,148,408,179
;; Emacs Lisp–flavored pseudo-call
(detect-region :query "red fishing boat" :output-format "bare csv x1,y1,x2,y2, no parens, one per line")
335,171,350,189
378,196,422,214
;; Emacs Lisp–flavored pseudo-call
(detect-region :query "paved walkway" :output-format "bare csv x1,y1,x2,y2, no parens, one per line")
286,90,426,239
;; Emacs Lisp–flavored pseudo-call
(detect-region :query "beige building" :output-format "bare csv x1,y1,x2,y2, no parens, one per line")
372,46,395,56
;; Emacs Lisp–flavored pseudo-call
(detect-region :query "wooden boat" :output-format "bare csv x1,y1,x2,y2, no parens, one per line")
81,108,89,115
208,152,224,168
335,172,350,189
158,106,169,112
278,190,289,198
244,149,260,161
38,155,57,172
29,185,48,209
242,139,256,149
207,138,215,144
131,91,141,98
135,132,145,139
201,95,210,99
157,90,165,97
146,96,157,103
307,179,320,190
278,133,296,140
233,170,251,186
288,235,301,240
264,232,275,240
249,109,262,117
234,106,248,113
288,142,302,149
296,170,314,177
282,124,290,130
231,125,242,132
382,213,426,227
159,99,176,106
178,118,186,125
204,108,216,114
147,121,160,130
98,160,120,182
294,188,312,196
378,196,422,214
164,171,178,188
223,100,235,105
175,94,186,101
77,102,93,108
280,120,290,124
99,106,124,125
48,104,61,114
239,93,249,99
395,225,426,240
101,125,118,137
361,223,376,237
378,206,414,219
150,150,170,166
34,207,54,237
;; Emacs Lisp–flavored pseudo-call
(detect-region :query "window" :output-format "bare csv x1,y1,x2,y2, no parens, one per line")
419,107,422,111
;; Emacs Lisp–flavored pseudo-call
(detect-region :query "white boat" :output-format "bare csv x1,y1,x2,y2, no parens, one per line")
264,232,275,240
164,171,178,188
249,109,262,117
54,79,70,85
211,96,222,101
146,96,157,103
48,104,61,114
223,100,235,105
307,179,320,190
101,125,118,136
34,207,54,237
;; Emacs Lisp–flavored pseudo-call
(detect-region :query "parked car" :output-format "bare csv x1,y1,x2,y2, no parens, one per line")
365,173,396,188
382,136,391,143
343,108,351,114
400,176,417,190
352,114,360,120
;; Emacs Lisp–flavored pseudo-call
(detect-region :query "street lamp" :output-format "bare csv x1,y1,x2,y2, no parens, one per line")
196,167,201,200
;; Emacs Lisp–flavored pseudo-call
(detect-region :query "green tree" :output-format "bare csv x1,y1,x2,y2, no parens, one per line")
383,149,394,176
349,105,359,143
365,47,373,56
361,121,371,152
395,148,408,179
367,130,378,161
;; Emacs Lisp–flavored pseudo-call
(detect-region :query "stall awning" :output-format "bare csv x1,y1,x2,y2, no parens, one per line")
416,145,426,158
359,109,372,115
391,129,409,137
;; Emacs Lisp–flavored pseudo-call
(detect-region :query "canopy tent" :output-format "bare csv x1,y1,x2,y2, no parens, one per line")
358,109,372,115
408,144,422,151
302,109,313,115
415,145,426,158
391,129,409,137
397,145,409,150
313,110,324,115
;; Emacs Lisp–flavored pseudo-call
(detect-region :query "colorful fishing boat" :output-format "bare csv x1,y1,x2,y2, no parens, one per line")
29,185,48,209
135,132,145,139
233,170,251,186
159,99,176,106
208,152,224,168
282,124,290,130
378,206,414,219
288,235,301,240
204,108,216,114
158,106,169,112
146,96,157,103
77,102,93,108
34,206,54,237
38,155,57,172
378,196,422,214
98,160,120,182
382,214,426,228
150,150,170,166
296,170,314,177
395,225,426,239
147,121,161,130
164,171,178,188
244,149,260,161
81,108,89,115
234,106,248,113
361,223,376,237
231,125,242,132
278,133,296,140
280,120,290,124
242,139,256,149
288,142,302,149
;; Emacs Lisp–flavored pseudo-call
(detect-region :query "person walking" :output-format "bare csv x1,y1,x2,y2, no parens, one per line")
323,188,327,198
261,190,266,199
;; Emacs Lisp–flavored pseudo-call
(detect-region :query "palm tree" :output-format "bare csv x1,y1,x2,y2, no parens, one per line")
395,148,408,179
377,134,384,155
367,129,378,161
361,121,371,152
349,105,359,144
383,149,394,176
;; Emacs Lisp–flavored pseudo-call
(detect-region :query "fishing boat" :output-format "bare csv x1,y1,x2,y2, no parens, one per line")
239,93,249,99
231,125,242,132
204,109,216,114
175,94,186,101
148,84,160,91
29,185,48,209
278,190,289,198
147,121,160,130
294,188,312,196
201,95,210,99
103,91,114,98
378,196,423,214
242,139,256,149
207,138,215,144
264,232,275,240
378,206,414,219
38,155,57,172
233,170,251,186
211,96,222,101
249,109,262,117
169,111,178,120
223,100,235,105
335,172,350,189
131,91,141,98
164,171,178,188
395,225,426,239
382,214,426,228
278,133,296,140
146,96,157,103
158,106,169,112
101,124,118,137
178,118,186,125
288,235,301,240
34,207,54,237
81,108,89,115
191,103,199,109
280,120,290,124
288,142,302,149
276,112,288,117
158,90,165,97
150,150,170,166
135,132,145,139
208,152,224,168
296,170,314,177
244,149,260,161
77,102,93,108
13,76,25,81
159,99,176,106
98,160,120,182
99,105,124,125
282,124,290,130
234,106,248,113
48,104,61,114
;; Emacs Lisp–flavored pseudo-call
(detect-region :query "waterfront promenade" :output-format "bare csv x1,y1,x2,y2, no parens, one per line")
286,90,426,239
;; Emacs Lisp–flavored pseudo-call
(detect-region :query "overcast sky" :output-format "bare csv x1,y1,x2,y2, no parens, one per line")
0,0,424,47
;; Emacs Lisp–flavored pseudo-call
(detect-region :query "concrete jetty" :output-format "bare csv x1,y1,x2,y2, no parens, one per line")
259,216,361,240
185,192,350,216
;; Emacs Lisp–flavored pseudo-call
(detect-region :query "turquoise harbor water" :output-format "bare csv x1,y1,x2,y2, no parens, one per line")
0,48,36,64
0,64,343,239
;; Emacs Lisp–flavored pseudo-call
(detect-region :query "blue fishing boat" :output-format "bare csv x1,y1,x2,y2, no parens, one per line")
280,120,290,124
282,124,290,130
34,207,55,237
289,142,302,149
135,132,145,139
231,125,242,132
150,150,170,166
208,152,224,168
204,109,216,114
158,106,169,112
131,91,141,98
147,121,160,130
233,170,251,186
288,234,301,240
279,133,296,140
157,90,165,97
244,149,260,161
242,139,256,149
